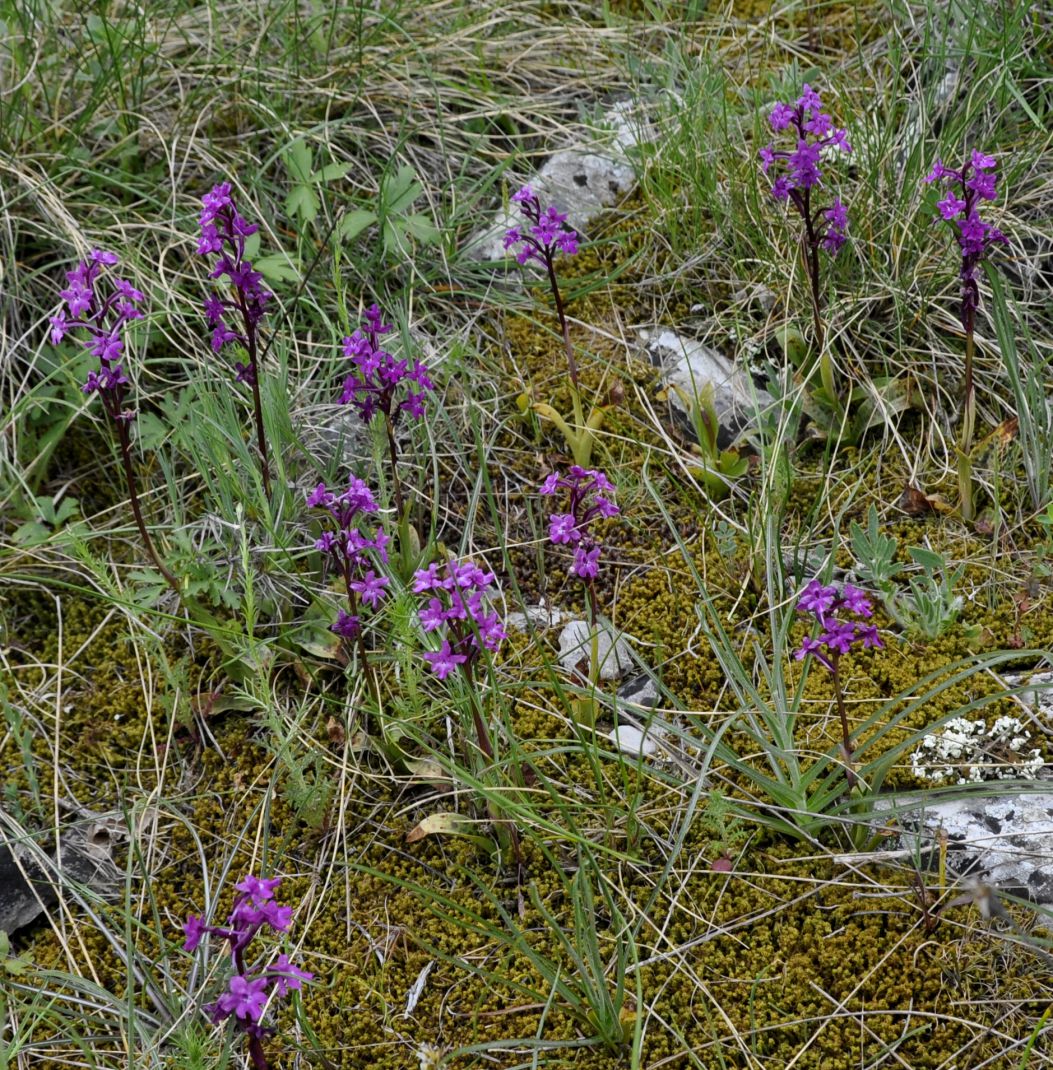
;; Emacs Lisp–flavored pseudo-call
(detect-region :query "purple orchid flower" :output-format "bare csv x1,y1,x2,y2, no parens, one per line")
183,874,312,1070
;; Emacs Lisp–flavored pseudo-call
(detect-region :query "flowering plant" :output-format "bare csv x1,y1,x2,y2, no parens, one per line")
794,579,882,784
197,182,275,495
183,874,312,1070
539,466,619,583
505,185,605,466
540,467,619,722
759,85,851,406
412,559,520,864
307,475,390,701
924,150,1009,521
413,559,506,680
337,303,432,522
51,250,179,594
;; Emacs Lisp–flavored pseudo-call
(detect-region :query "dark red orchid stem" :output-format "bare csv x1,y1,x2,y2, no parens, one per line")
341,570,380,710
248,1038,270,1070
801,188,825,356
543,252,581,396
235,289,272,498
830,657,857,788
113,415,180,595
383,411,406,522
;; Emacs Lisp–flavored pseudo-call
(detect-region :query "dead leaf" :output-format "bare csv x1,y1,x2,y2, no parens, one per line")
406,811,473,844
326,716,345,746
898,485,934,516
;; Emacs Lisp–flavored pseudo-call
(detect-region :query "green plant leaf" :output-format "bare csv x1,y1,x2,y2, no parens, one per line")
253,254,300,282
384,165,422,214
316,161,353,182
337,208,377,242
284,138,314,182
401,211,439,243
285,184,319,223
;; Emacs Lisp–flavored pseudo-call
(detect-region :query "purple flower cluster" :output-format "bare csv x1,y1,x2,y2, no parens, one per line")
540,467,619,581
413,560,506,679
197,182,272,383
793,579,882,671
338,304,433,424
503,185,579,266
307,476,390,639
924,151,1009,331
182,874,312,1044
50,249,144,421
759,85,852,254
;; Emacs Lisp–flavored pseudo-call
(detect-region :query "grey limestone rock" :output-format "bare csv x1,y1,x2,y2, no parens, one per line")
467,99,652,263
897,794,1053,913
644,328,759,444
617,673,661,713
506,601,567,633
557,620,638,681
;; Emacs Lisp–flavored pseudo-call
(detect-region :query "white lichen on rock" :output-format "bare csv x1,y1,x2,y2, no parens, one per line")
910,715,1043,784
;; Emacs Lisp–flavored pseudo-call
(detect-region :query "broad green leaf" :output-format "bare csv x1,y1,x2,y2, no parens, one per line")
316,161,353,182
12,521,49,546
254,254,300,282
284,138,314,182
384,165,421,214
401,212,439,244
337,208,377,242
285,184,319,223
909,546,945,572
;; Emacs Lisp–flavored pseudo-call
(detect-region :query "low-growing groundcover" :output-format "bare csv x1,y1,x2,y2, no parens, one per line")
1,2,1052,1069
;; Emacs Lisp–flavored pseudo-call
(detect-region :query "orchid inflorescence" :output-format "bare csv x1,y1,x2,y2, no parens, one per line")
540,466,619,581
503,184,580,265
503,186,602,466
760,84,852,255
337,303,432,524
794,579,882,670
183,874,312,1070
196,182,275,494
924,151,1008,333
51,249,143,421
414,559,506,679
794,578,882,786
338,303,433,425
50,249,181,592
306,476,390,640
197,183,272,383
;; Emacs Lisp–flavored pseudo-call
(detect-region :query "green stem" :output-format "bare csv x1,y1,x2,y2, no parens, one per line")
463,659,522,870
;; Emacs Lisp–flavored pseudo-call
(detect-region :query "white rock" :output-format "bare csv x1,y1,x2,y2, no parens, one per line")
506,602,567,632
1005,670,1053,723
608,725,659,758
557,620,637,681
647,328,759,440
